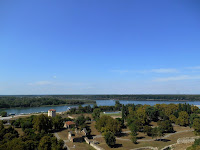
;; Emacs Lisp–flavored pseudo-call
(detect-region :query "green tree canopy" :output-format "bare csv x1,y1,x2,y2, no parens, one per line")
33,114,52,133
104,131,116,147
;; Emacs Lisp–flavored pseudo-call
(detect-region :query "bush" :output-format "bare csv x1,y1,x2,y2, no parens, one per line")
0,111,7,117
104,131,116,147
131,135,137,144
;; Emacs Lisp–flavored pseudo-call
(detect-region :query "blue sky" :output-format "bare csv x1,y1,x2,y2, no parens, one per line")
0,0,200,94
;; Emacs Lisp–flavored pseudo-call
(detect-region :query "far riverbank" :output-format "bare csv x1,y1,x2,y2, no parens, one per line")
1,99,200,115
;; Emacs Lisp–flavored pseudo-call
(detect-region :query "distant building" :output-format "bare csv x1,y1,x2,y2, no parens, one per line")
48,109,56,117
64,121,75,128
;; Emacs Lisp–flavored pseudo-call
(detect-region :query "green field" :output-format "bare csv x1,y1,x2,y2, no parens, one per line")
100,111,122,117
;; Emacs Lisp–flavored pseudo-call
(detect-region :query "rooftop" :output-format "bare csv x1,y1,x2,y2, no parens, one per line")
65,121,75,126
49,109,56,111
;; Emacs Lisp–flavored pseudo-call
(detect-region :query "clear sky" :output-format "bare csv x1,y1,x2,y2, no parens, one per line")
0,0,200,95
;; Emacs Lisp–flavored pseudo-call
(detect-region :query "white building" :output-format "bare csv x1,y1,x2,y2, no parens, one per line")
48,109,56,117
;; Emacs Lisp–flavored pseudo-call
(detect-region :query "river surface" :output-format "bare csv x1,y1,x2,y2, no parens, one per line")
1,100,200,115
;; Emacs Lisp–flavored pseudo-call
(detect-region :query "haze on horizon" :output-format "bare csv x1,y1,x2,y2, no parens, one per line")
0,0,200,95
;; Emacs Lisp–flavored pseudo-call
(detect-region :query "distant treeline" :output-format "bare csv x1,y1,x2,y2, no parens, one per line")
0,97,95,108
6,94,200,101
59,94,200,101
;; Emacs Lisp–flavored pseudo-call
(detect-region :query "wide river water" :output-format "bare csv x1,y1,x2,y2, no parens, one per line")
1,100,200,115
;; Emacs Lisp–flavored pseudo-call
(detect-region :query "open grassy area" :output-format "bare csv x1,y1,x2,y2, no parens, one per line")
172,143,194,150
94,131,195,150
61,113,92,119
66,141,95,150
100,111,122,118
87,120,196,150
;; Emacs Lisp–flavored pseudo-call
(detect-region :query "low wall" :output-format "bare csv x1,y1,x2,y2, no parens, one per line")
177,136,200,144
84,137,104,150
161,136,200,150
132,147,158,150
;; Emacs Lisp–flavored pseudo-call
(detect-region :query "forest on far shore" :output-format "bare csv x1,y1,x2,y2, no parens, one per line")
1,94,200,101
0,97,95,109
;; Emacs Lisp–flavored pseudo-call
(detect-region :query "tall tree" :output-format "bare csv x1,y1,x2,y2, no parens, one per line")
176,111,189,126
193,118,200,135
104,131,116,147
52,115,64,131
92,108,101,121
33,114,52,133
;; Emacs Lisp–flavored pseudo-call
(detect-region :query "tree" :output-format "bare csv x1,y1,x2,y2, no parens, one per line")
187,138,200,150
193,118,200,135
145,106,158,121
33,114,52,133
122,104,125,125
157,127,164,140
158,120,174,133
0,111,7,117
151,127,158,140
190,113,200,127
169,114,177,123
104,131,116,147
0,121,4,130
85,116,91,121
38,136,52,150
129,122,138,136
135,106,148,126
143,125,152,136
151,127,164,140
176,111,189,126
96,115,121,135
24,140,38,150
92,108,101,121
52,115,64,131
130,135,137,144
75,115,86,129
115,101,121,111
21,120,33,131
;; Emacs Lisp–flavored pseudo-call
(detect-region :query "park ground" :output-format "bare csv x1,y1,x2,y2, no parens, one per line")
54,113,197,150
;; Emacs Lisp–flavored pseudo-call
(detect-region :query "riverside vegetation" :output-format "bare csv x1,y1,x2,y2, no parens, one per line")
0,96,95,108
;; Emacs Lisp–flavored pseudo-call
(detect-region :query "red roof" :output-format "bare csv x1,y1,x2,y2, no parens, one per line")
49,109,56,111
65,121,75,125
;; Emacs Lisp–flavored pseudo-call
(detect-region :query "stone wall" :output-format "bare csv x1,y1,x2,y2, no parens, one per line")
84,137,104,150
132,147,158,150
161,136,200,150
177,136,200,144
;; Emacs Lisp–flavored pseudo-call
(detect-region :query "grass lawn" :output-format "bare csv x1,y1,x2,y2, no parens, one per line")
91,123,196,150
56,129,69,140
67,141,95,150
14,128,24,136
172,143,193,150
100,111,122,118
61,113,92,119
88,121,101,136
95,130,195,150
4,125,24,136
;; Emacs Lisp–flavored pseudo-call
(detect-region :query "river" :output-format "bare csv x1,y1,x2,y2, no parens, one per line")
1,100,200,115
